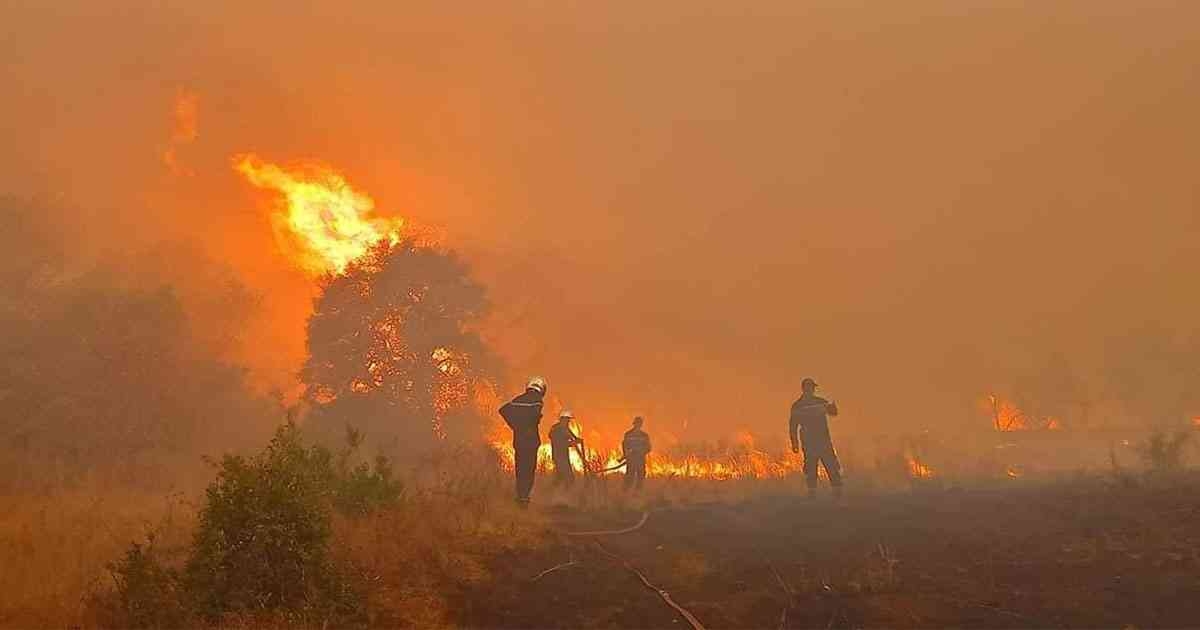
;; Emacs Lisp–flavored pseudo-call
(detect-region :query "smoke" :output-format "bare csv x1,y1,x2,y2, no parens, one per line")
162,89,199,176
0,196,277,491
1,1,1197,455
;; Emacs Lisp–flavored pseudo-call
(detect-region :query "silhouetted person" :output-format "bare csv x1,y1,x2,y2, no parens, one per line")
500,377,546,505
622,416,652,491
548,409,582,487
790,377,843,497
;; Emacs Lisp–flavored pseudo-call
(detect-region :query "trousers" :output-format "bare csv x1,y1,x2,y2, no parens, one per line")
624,456,646,490
802,440,843,489
514,443,538,501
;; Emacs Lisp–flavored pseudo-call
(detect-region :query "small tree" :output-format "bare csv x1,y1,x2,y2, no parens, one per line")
184,423,357,621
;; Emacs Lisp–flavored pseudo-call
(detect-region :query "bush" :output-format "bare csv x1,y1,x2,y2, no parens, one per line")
335,455,404,516
95,423,403,626
103,539,186,629
184,422,359,621
332,424,405,517
1140,430,1193,472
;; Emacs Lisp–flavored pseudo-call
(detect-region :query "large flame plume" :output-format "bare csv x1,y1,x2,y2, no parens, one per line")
234,154,404,276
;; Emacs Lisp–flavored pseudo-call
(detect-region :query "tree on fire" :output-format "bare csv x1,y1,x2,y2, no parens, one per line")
302,238,496,447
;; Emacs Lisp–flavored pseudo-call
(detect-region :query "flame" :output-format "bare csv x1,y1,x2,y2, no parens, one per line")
905,449,936,479
488,422,808,481
985,395,1062,431
430,347,475,439
234,154,404,276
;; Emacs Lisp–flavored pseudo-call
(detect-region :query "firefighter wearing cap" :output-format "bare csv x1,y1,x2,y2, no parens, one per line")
790,378,843,496
622,416,652,491
500,377,547,505
548,410,583,487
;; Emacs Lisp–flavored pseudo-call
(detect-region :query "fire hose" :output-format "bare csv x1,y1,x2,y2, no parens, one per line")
564,510,649,537
573,439,627,475
591,538,707,630
560,511,707,630
596,458,628,474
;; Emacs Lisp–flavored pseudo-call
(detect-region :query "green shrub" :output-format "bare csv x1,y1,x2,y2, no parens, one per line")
183,422,360,622
103,538,186,629
98,423,402,625
335,454,404,516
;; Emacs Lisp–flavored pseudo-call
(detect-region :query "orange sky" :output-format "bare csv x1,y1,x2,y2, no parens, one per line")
1,1,1197,441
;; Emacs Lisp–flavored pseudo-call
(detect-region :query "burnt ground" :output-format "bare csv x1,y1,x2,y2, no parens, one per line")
456,475,1200,629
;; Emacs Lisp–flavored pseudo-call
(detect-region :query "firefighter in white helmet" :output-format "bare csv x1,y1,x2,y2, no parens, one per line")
499,376,547,505
548,409,583,487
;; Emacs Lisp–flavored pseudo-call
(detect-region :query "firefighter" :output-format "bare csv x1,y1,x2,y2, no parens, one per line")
499,376,547,505
548,409,583,487
621,416,652,491
789,377,844,497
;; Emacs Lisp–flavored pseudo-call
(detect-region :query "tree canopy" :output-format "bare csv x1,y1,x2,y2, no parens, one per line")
302,239,496,447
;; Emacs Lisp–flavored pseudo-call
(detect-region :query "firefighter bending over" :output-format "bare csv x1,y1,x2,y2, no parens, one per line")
790,377,843,497
622,416,652,490
500,376,547,505
549,409,583,487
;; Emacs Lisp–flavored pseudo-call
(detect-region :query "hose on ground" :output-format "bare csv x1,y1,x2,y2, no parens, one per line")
558,511,707,630
591,539,708,630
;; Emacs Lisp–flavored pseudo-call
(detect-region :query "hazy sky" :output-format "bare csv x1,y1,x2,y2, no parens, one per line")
2,1,1196,442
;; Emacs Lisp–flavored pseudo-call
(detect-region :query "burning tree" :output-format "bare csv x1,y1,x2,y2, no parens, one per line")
301,239,497,447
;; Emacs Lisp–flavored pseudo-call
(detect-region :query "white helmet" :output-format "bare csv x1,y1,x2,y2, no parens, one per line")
526,376,547,395
559,409,575,420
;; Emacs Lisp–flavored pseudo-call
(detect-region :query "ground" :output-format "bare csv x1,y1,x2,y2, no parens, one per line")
458,475,1200,629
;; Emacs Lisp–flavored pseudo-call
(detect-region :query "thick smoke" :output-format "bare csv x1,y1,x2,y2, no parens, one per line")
0,196,277,491
1,2,1197,457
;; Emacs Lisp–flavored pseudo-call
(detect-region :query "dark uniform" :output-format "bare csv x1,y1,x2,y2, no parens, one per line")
790,394,843,492
548,421,581,487
500,389,544,503
622,425,652,490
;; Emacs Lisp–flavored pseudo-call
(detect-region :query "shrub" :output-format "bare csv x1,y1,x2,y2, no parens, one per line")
332,424,405,517
95,423,403,625
183,423,359,622
103,538,186,629
335,455,404,516
1140,430,1193,472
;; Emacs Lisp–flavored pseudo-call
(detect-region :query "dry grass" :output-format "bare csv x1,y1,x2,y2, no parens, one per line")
0,445,549,629
0,487,193,629
4,434,1194,629
335,446,550,628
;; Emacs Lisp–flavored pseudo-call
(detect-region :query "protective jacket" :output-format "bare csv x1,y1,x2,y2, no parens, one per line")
549,423,581,465
789,394,838,450
500,390,544,450
622,428,652,459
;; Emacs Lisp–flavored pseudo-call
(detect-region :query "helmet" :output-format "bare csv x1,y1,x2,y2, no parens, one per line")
526,376,547,395
801,377,818,390
559,409,575,420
